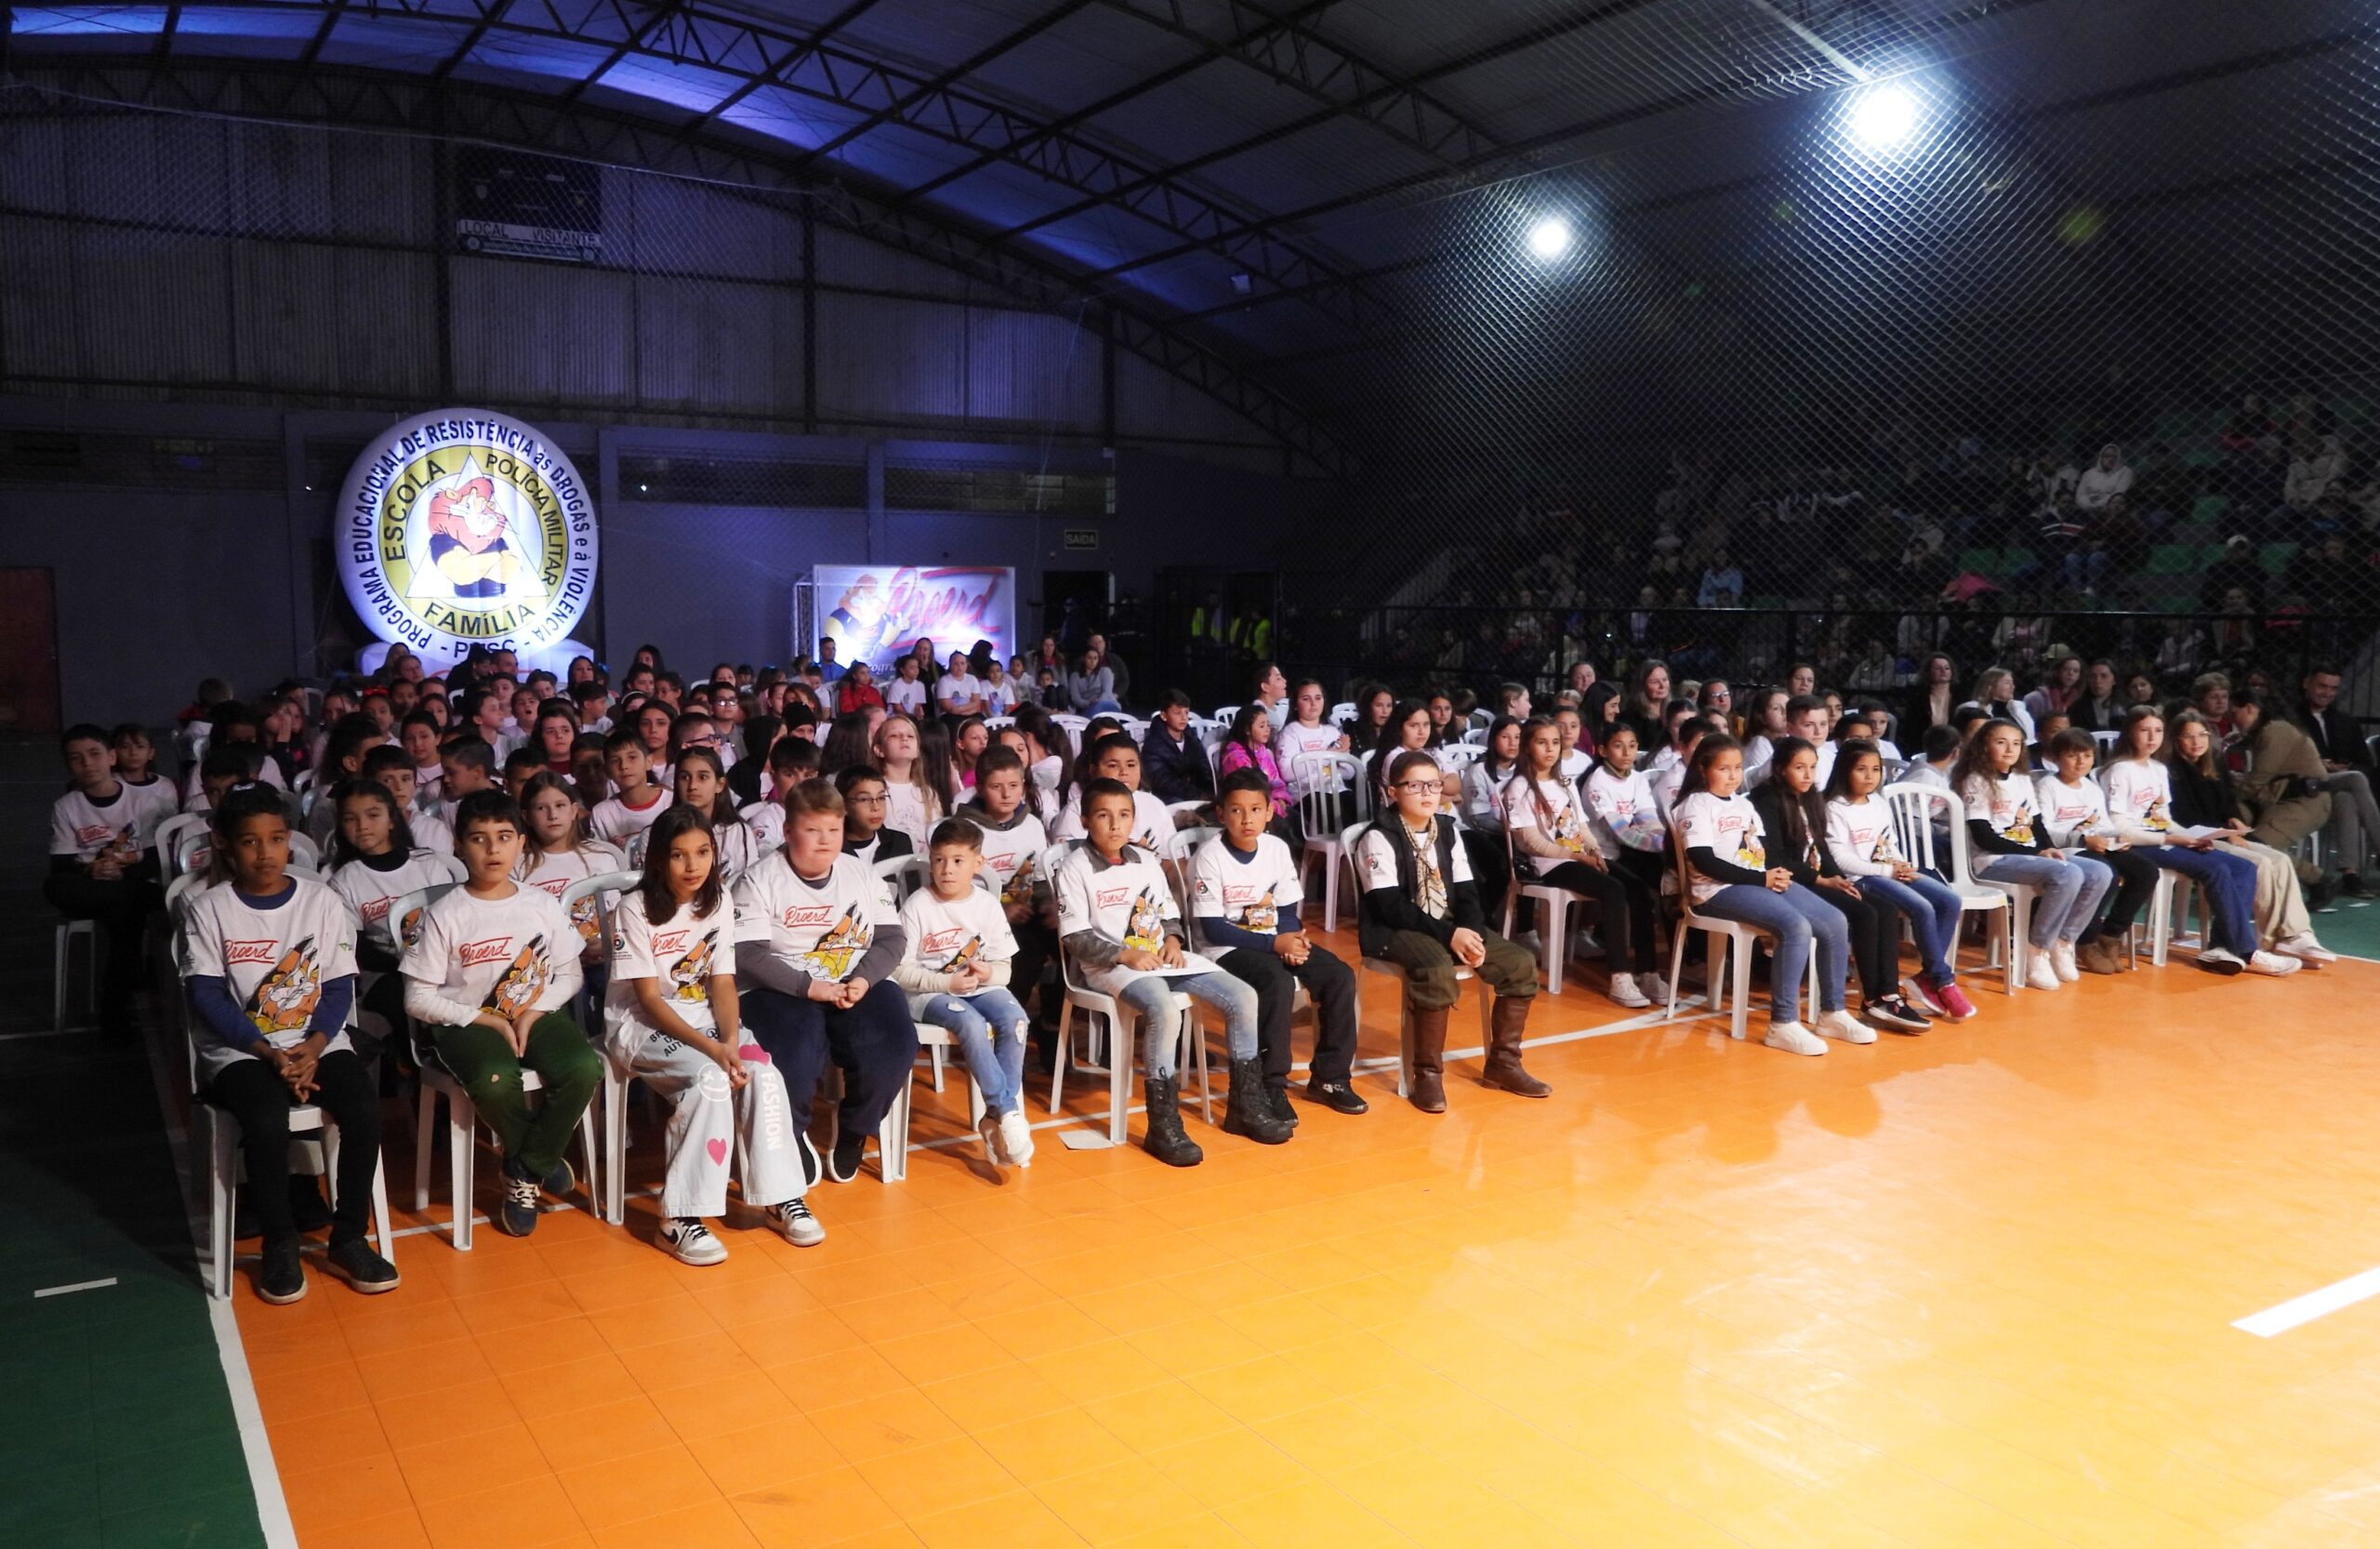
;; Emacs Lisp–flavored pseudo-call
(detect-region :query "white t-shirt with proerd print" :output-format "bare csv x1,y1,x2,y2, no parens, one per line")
1583,766,1663,858
1051,844,1213,998
515,841,632,955
51,780,177,861
179,877,358,1078
899,884,1018,1003
605,890,734,1066
1048,788,1172,851
2033,774,2115,850
400,883,584,1026
1188,832,1302,942
1961,772,2038,846
733,851,896,986
1504,774,1593,875
1674,790,1765,905
885,678,929,715
968,810,1051,912
2099,759,2175,843
329,850,460,956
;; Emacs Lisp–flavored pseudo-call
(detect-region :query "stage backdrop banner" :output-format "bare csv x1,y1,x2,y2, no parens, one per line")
811,564,1016,671
336,408,598,669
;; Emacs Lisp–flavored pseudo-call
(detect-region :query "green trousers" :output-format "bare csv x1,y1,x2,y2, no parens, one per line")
426,1011,602,1176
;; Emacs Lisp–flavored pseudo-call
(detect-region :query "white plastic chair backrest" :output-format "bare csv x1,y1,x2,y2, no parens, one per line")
1461,727,1489,747
288,831,321,871
1291,753,1358,841
561,870,640,985
1118,718,1149,742
1436,744,1484,771
2090,730,2120,759
174,826,213,880
164,870,209,919
157,813,207,879
1879,782,1960,880
1469,708,1495,730
1211,706,1241,727
389,880,462,956
1051,714,1090,736
983,715,1016,732
874,854,929,903
737,801,770,825
1164,824,1215,866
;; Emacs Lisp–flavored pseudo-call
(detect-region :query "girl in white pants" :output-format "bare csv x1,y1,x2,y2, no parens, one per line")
606,805,817,1264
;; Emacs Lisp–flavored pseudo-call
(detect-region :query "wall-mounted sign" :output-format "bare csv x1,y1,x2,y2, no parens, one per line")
1063,527,1101,550
337,408,598,668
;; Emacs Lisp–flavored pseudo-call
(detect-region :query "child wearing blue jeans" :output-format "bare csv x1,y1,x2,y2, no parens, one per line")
1952,720,2114,991
1673,735,1866,1056
892,818,1038,1172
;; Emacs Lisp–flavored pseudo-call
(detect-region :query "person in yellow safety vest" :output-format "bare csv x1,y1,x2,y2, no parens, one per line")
1191,591,1227,648
1233,614,1271,657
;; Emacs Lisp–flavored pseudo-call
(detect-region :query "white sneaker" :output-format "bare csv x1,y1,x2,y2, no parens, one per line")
2198,947,2246,975
2277,933,2336,965
2246,950,2305,977
660,1217,728,1266
998,1109,1036,1168
1815,1009,1877,1045
977,1112,1007,1169
2025,953,2061,991
1640,974,1671,1005
1763,1021,1827,1056
1607,973,1652,1009
2050,942,2080,983
774,1198,825,1248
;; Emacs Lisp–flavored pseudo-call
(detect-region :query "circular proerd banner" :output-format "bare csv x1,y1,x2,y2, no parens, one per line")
336,408,597,667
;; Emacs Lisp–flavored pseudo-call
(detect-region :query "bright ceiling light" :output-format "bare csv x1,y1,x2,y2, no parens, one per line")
1847,83,1921,152
1526,217,1573,261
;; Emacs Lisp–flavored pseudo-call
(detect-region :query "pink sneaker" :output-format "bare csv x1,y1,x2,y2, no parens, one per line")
1931,980,1978,1021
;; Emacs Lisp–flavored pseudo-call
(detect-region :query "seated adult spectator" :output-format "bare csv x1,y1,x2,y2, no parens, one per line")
2071,660,2124,733
2299,664,2379,895
2073,444,2133,510
2199,535,2267,616
1067,647,1120,714
2228,694,2334,895
2022,655,2084,727
1903,654,1959,741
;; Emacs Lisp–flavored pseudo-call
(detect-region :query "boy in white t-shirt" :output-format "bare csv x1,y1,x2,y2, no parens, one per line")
47,722,174,1030
1191,769,1366,1119
590,727,673,847
960,748,1059,1061
892,817,1036,1171
1052,779,1281,1166
734,781,920,1190
401,790,602,1238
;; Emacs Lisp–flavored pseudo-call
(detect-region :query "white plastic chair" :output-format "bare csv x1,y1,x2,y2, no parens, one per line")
287,832,321,872
983,716,1016,733
1879,783,2018,995
1659,836,1818,1042
1291,753,1361,933
1436,744,1485,772
398,881,605,1249
1040,844,1210,1141
1210,705,1242,727
1329,703,1356,725
53,919,98,1033
1500,838,1593,997
292,768,319,817
1051,713,1091,739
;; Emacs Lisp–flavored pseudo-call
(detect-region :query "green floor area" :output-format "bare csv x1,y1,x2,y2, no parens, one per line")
1,736,268,1549
2312,887,2380,959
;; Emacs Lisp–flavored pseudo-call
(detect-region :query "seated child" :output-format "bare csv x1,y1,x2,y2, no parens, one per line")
837,765,914,865
361,744,451,856
891,818,1038,1171
401,789,603,1237
1193,769,1367,1118
47,722,172,1028
1052,779,1287,1163
324,776,456,1056
589,726,672,849
1356,751,1544,1107
182,785,396,1302
607,805,815,1262
961,748,1058,1055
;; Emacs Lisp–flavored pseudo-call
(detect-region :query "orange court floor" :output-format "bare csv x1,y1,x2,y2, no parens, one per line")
237,930,2380,1549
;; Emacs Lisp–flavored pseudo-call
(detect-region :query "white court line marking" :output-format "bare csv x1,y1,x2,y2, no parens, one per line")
2235,1266,2380,1338
32,1277,118,1299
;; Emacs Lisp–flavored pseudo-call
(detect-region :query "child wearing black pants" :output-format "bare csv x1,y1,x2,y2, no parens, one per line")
47,723,177,1030
182,787,396,1303
1192,770,1368,1119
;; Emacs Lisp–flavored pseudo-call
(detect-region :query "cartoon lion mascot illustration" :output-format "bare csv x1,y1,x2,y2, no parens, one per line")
824,574,891,664
1123,889,1165,954
245,937,323,1037
483,935,552,1019
667,937,714,1004
426,472,516,600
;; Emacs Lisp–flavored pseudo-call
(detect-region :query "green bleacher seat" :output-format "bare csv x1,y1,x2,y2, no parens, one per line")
2002,546,2037,575
2259,542,2297,576
2190,494,2229,523
2183,448,2219,468
1958,548,1998,575
2147,544,2196,575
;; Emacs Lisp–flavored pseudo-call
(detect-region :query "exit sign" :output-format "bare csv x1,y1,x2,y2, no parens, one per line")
1063,528,1100,550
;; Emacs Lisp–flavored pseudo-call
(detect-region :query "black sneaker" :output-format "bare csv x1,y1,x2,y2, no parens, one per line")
795,1131,824,1189
286,1176,334,1234
1265,1086,1300,1128
2343,872,2371,898
1305,1079,1369,1116
2309,878,2341,912
540,1157,576,1198
827,1131,866,1184
325,1238,400,1294
497,1158,542,1237
256,1237,307,1305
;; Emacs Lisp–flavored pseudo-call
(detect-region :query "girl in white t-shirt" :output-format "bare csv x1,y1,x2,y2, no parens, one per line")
1367,698,1446,812
2033,727,2158,973
181,785,392,1303
891,816,1035,1171
873,713,945,850
1950,720,2109,990
1821,743,1976,1021
1047,735,1174,850
515,772,629,971
884,655,930,716
1672,735,1858,1055
325,777,455,1054
607,804,813,1264
2100,709,2293,973
1507,718,1664,1008
1277,679,1353,768
933,652,985,719
670,747,756,884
